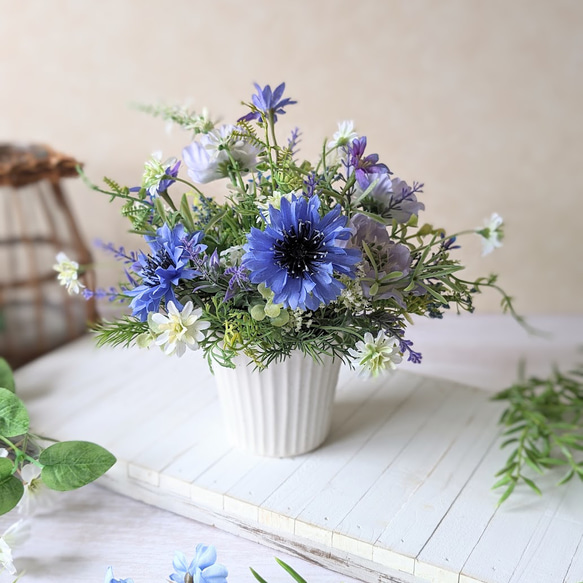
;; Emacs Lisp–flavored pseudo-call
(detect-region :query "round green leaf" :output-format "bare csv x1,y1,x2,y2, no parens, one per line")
0,474,24,515
39,441,116,491
0,358,15,393
0,457,15,479
0,388,30,437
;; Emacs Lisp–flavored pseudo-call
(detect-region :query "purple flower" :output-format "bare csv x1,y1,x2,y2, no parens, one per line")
239,82,297,123
224,265,250,301
399,336,423,364
349,214,411,305
242,195,361,311
357,175,425,224
347,137,390,189
126,224,206,321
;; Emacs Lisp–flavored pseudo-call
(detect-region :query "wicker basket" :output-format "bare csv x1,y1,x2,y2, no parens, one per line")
0,144,98,369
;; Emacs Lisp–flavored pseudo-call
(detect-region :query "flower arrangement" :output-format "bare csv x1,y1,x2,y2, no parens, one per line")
63,82,519,375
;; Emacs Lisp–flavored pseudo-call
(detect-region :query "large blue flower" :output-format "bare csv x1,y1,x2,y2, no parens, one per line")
242,195,361,311
126,224,206,321
170,544,228,583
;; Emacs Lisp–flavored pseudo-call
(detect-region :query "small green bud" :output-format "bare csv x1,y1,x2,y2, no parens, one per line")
264,301,281,318
249,304,266,321
270,310,290,327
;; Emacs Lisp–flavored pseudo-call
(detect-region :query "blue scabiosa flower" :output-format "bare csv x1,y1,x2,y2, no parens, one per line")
126,224,206,321
170,544,228,583
242,195,361,311
239,82,297,123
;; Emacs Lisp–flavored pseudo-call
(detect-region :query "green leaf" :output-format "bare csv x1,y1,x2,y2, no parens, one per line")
0,457,15,478
0,388,30,437
522,476,542,495
0,358,15,393
249,568,269,583
492,474,512,489
39,441,116,491
275,559,308,583
180,194,196,233
0,474,24,515
497,481,516,506
558,468,575,486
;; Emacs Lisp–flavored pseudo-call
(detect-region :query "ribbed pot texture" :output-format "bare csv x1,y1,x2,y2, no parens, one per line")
214,351,341,457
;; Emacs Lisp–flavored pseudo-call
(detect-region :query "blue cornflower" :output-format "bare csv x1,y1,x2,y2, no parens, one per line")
239,82,297,123
242,195,361,311
126,224,206,321
170,544,228,583
347,137,390,189
104,566,134,583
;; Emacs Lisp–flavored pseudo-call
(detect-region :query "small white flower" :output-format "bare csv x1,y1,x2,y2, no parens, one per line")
182,125,259,184
17,463,58,516
141,151,178,198
53,252,84,295
349,331,402,377
0,519,31,575
328,120,358,149
0,448,8,458
150,301,210,357
0,537,16,575
477,213,504,256
219,245,245,267
259,190,298,212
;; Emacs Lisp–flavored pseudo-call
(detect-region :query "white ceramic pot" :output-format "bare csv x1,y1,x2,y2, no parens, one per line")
213,351,341,457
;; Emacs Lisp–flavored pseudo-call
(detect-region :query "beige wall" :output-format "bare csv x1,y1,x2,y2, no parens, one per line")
1,0,582,314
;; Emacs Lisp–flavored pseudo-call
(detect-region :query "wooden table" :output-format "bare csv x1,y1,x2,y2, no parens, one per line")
4,314,582,583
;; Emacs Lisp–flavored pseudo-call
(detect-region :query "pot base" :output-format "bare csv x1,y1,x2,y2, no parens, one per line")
214,352,341,457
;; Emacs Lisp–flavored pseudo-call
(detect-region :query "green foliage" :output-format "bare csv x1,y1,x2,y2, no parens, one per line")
0,370,116,515
493,363,583,504
0,388,30,437
39,441,116,491
0,358,15,393
0,472,24,515
250,559,307,583
0,456,25,515
93,317,149,348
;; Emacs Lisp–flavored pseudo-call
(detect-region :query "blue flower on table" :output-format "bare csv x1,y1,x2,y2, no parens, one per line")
126,223,206,322
170,544,229,583
104,566,134,583
238,82,297,123
242,194,361,311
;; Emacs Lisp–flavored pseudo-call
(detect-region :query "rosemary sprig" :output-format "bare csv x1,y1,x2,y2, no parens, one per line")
492,363,583,505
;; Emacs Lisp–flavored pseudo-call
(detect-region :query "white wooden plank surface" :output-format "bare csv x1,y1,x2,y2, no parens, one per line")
18,331,583,583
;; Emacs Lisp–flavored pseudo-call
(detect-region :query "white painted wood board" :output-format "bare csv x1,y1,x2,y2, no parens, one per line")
17,337,583,583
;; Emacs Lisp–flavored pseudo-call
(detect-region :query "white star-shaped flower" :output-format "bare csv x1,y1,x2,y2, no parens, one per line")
477,213,504,256
53,252,84,295
349,331,402,377
150,301,210,357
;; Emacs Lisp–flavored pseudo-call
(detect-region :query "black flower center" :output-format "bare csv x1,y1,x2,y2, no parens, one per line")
273,220,326,278
141,249,174,286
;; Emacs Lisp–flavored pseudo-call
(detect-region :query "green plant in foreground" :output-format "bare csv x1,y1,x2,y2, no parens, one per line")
251,558,307,583
0,357,116,516
493,362,583,505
